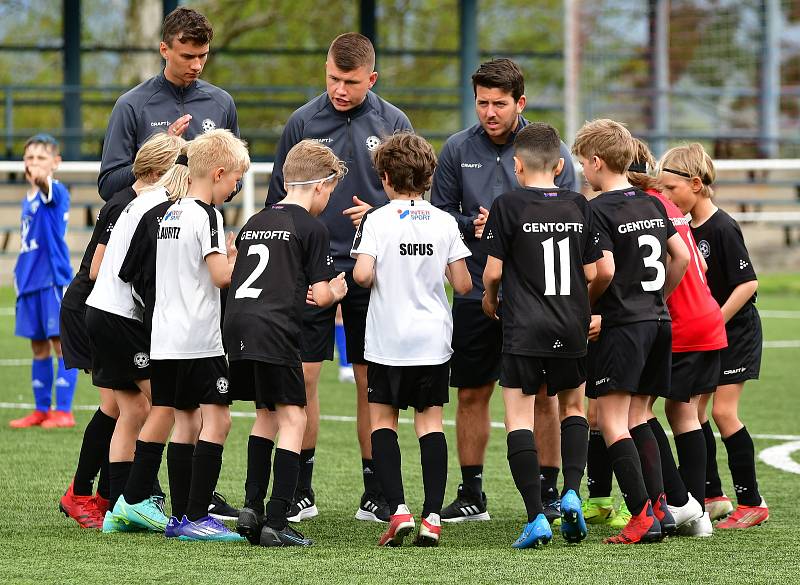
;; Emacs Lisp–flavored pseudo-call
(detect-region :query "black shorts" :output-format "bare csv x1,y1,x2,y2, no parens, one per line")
85,306,149,391
367,361,450,412
60,304,92,371
500,354,587,396
587,320,672,399
301,271,368,364
670,350,721,402
719,304,762,385
229,359,306,411
450,298,502,388
151,357,231,410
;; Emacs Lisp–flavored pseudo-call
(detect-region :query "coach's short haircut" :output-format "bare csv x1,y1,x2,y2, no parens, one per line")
132,132,186,182
571,118,636,174
23,133,59,156
373,132,437,195
472,58,525,101
627,138,659,192
162,7,213,47
186,129,250,179
514,123,562,173
659,143,716,199
328,33,376,71
283,140,347,185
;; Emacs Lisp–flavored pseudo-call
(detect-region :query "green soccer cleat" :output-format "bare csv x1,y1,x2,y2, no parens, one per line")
583,497,616,525
609,501,632,530
101,510,147,534
112,495,169,532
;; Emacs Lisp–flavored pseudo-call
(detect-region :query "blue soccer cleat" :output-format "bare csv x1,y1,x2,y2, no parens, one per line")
560,489,588,543
112,495,169,532
101,510,146,534
512,513,552,549
174,515,246,542
164,515,186,538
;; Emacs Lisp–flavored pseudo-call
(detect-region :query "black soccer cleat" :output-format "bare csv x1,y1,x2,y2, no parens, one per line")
287,488,319,523
543,498,561,525
208,491,240,521
236,507,263,545
260,523,313,547
441,484,490,523
354,491,390,523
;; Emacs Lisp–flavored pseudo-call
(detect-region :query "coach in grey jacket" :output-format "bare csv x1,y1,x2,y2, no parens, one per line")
98,8,238,201
430,58,577,523
266,33,412,523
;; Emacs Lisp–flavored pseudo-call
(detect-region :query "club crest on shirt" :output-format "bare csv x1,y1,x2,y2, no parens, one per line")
216,377,229,394
697,239,710,258
365,136,381,151
202,118,217,133
133,352,150,368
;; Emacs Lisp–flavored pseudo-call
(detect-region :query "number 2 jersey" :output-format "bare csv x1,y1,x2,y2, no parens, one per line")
590,187,676,327
223,203,336,367
483,187,602,358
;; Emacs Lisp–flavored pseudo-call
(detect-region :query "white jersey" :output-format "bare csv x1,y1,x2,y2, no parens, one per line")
351,199,471,366
150,197,227,359
86,186,169,320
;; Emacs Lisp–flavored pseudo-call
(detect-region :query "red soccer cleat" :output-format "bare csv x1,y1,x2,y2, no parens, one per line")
59,482,104,529
378,505,415,547
604,500,663,544
41,410,76,428
94,494,111,516
9,410,49,428
413,513,441,547
705,495,734,521
716,499,769,529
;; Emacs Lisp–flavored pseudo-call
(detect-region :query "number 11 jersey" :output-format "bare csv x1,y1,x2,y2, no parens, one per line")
590,187,676,327
223,203,336,367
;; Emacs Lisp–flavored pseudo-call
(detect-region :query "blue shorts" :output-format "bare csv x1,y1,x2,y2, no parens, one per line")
15,287,64,341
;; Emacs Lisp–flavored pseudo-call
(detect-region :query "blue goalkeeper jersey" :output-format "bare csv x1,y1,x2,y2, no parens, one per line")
14,178,73,295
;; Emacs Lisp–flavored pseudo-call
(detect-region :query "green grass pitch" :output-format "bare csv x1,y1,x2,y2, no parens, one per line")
0,282,797,584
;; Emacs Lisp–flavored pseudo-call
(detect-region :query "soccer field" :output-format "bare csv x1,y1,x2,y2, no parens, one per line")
0,282,797,585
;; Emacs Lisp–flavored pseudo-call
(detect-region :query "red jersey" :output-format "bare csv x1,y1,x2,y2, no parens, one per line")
647,190,727,352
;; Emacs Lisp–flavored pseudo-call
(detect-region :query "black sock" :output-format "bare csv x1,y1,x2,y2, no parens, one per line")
630,423,665,502
123,441,165,505
297,448,315,492
608,438,648,516
461,465,483,495
648,418,688,506
561,416,589,496
245,435,274,515
419,432,447,518
167,442,194,520
152,476,165,499
723,426,761,506
371,428,404,514
73,408,116,496
540,466,560,504
362,458,381,495
701,420,723,498
97,453,110,500
507,429,542,522
185,440,223,521
675,429,707,510
587,429,613,499
108,461,133,511
265,448,300,530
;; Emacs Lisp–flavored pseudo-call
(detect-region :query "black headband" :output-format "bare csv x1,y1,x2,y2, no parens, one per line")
175,154,188,166
629,160,648,174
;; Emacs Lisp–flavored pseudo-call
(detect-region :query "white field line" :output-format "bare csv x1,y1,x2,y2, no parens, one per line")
759,441,800,475
760,310,800,319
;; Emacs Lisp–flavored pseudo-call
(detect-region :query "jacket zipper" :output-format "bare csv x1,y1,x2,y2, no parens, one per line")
346,116,353,161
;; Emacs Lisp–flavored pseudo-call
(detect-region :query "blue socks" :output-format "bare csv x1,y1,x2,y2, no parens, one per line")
335,323,349,367
55,357,78,412
31,357,54,412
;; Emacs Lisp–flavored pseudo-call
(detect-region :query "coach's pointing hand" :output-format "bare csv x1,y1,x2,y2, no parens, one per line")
168,114,192,137
473,206,490,239
343,195,372,229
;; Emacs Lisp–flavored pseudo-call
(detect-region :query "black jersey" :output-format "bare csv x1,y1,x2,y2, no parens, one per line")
118,200,172,333
590,187,677,326
483,187,602,357
62,187,136,311
223,203,336,367
690,208,757,314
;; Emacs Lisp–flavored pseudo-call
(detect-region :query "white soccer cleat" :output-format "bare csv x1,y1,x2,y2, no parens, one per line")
668,493,704,530
677,511,713,537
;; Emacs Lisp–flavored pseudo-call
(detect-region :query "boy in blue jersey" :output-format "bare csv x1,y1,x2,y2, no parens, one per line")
10,134,78,429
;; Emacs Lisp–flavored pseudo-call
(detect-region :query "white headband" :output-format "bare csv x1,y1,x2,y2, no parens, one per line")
285,172,337,186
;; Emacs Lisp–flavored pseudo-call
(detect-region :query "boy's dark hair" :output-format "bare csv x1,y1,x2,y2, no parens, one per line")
472,58,525,101
24,133,59,156
162,7,213,47
373,132,436,195
514,123,562,173
328,33,375,71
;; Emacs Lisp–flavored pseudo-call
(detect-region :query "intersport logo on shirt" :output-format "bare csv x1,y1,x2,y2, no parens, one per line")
397,209,430,221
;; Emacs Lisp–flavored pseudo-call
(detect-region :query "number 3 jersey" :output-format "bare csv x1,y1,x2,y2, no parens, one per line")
590,187,677,327
483,187,602,357
223,203,336,367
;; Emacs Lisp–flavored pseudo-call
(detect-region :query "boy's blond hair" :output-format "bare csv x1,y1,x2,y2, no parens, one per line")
186,129,250,178
659,143,716,199
283,139,347,185
150,146,190,201
627,137,659,192
132,132,186,181
572,118,636,174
